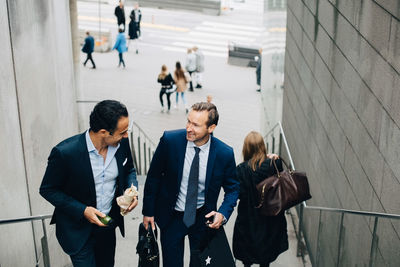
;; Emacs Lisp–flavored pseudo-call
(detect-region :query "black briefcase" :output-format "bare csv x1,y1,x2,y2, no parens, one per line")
197,227,235,267
136,223,159,267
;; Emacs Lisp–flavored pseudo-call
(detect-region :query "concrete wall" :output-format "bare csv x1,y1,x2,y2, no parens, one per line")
283,0,400,265
0,0,78,266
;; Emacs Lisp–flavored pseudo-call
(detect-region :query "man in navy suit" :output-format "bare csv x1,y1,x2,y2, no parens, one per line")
40,100,138,267
142,102,240,267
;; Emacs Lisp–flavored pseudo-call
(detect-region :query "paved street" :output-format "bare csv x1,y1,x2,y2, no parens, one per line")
77,1,307,266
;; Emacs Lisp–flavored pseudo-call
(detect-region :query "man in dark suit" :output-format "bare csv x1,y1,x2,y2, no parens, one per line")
82,31,96,69
142,102,239,267
40,100,138,267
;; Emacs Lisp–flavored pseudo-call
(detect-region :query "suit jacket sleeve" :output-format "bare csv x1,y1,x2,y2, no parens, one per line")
142,133,167,216
39,147,87,221
217,148,239,221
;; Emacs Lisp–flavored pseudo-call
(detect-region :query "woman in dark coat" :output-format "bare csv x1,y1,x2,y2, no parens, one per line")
233,131,288,267
128,12,139,54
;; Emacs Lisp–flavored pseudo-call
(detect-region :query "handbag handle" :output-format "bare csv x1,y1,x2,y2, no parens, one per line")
271,157,293,178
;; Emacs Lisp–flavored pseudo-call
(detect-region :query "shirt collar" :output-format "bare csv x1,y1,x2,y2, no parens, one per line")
187,135,211,152
85,130,96,153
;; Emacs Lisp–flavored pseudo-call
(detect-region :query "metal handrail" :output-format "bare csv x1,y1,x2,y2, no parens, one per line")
0,214,52,267
0,214,52,225
301,202,400,220
264,121,400,267
129,121,157,175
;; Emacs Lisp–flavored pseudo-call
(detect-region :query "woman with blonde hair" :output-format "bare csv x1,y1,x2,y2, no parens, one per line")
157,64,174,113
233,131,288,267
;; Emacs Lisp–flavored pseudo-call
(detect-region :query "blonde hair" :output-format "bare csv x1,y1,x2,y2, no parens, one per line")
158,64,168,80
242,131,267,171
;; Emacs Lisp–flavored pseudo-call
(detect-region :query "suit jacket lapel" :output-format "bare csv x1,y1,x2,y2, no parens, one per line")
78,133,97,206
115,147,124,194
176,132,188,192
205,136,216,194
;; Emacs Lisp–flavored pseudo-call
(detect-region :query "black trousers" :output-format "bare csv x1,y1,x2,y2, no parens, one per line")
84,53,96,68
159,89,172,110
118,53,125,67
160,207,208,267
188,71,194,91
70,226,116,267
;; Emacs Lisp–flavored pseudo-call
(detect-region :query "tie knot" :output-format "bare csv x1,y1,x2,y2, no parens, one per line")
194,147,200,154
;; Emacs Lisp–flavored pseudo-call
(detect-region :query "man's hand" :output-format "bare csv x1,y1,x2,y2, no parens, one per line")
125,197,138,213
267,153,279,160
143,216,155,230
84,206,106,227
205,211,224,229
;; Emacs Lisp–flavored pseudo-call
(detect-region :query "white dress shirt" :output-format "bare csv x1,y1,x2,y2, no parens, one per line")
175,137,211,211
86,130,119,215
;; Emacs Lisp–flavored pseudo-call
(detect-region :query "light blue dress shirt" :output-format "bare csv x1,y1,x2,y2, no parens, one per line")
86,130,119,215
175,137,211,211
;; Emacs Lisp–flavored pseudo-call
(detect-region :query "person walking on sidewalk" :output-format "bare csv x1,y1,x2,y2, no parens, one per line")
185,48,197,91
233,131,288,267
82,31,96,69
128,3,141,54
142,102,240,267
255,48,262,92
113,28,127,68
193,46,204,88
157,65,174,113
114,0,126,32
173,61,189,113
40,100,139,267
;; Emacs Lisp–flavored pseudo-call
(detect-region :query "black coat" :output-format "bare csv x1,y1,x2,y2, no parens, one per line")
232,158,288,265
128,20,139,39
114,6,125,24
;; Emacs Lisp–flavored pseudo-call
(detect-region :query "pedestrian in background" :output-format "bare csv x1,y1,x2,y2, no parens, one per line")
131,3,142,38
233,131,288,267
193,46,204,89
173,61,189,113
128,13,139,54
113,28,127,68
256,48,262,92
185,48,197,91
82,31,96,69
114,0,126,32
158,65,174,113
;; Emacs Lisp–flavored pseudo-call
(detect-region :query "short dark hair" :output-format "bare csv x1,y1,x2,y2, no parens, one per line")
90,100,128,134
191,102,219,127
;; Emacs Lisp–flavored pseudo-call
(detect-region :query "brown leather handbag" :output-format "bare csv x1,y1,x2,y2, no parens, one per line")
255,158,311,216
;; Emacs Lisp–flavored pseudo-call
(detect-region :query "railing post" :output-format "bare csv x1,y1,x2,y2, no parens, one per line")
336,212,345,267
144,142,147,174
316,210,323,267
297,204,304,257
41,219,50,267
130,131,139,173
272,135,275,153
148,146,151,171
138,135,142,175
279,133,283,156
369,217,379,267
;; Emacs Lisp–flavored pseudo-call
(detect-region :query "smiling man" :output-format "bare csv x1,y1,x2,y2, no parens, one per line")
40,100,138,267
142,102,239,267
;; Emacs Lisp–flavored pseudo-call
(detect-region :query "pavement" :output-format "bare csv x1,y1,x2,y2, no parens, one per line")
77,1,310,266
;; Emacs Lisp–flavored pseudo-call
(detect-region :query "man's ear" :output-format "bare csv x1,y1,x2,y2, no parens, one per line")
208,124,216,134
99,129,109,136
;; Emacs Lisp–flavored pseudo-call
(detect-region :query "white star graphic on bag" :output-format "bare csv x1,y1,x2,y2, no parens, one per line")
205,256,211,265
